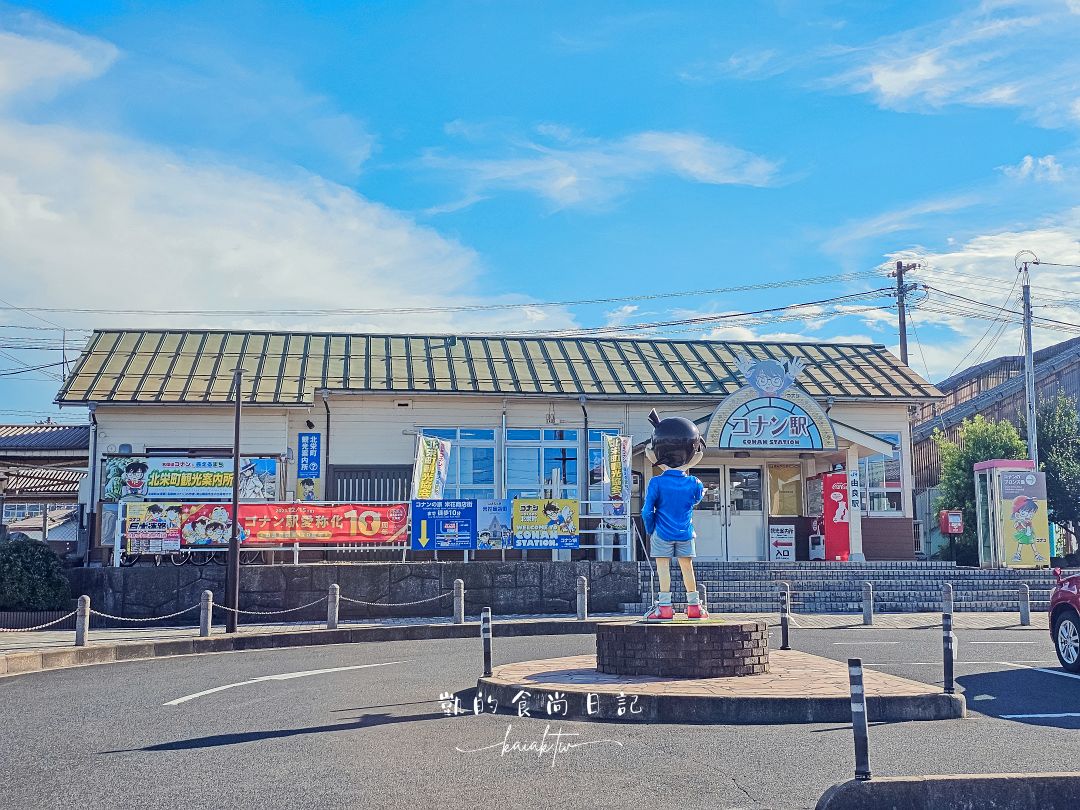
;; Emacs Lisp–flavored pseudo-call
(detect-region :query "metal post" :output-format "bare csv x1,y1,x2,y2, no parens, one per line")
1019,583,1031,626
779,582,791,651
942,582,953,616
577,576,589,620
75,595,90,647
225,368,243,634
942,609,955,695
199,590,213,637
327,583,340,630
1021,262,1039,468
848,658,872,781
292,542,300,565
697,583,707,613
862,582,874,626
481,606,492,677
453,579,465,624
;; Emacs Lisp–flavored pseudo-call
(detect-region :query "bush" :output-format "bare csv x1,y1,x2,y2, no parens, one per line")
0,539,72,611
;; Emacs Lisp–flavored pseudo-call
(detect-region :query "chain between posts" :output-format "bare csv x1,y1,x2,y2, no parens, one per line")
88,604,201,622
212,595,328,616
339,592,454,608
0,611,78,632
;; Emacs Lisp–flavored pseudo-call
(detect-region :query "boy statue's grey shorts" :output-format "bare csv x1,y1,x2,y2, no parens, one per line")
650,535,696,558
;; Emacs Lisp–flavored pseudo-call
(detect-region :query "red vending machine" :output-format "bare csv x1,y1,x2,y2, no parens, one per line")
819,472,851,561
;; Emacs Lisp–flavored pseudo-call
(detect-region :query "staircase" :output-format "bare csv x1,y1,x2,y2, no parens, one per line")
621,561,1065,615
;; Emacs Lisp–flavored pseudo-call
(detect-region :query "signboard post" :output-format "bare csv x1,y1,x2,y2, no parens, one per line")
297,432,322,501
768,524,796,561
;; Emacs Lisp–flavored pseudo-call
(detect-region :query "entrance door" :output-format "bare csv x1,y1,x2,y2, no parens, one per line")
688,466,765,561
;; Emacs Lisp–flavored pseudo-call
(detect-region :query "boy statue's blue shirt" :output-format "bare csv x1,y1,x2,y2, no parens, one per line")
642,468,705,542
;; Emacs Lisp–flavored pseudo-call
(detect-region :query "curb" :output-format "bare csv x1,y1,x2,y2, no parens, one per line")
0,618,604,680
476,677,966,724
816,773,1080,809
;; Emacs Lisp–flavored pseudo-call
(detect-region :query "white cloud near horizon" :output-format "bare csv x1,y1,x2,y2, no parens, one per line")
0,19,577,338
422,126,779,210
1000,154,1066,182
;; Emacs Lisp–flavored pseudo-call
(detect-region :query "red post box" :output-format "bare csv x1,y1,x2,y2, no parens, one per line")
939,510,964,535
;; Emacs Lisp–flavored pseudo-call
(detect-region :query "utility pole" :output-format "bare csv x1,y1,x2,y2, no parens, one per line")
891,260,919,366
1021,262,1039,468
225,368,244,634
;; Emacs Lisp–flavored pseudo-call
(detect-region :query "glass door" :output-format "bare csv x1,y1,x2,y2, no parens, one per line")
692,468,725,559
725,467,765,561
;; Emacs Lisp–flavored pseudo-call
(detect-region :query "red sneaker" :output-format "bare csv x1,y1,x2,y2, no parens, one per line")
686,604,709,620
644,604,674,621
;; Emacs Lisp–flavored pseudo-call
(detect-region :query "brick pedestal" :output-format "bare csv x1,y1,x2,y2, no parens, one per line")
596,620,769,678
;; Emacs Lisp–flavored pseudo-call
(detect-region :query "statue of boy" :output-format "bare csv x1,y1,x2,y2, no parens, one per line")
642,410,707,621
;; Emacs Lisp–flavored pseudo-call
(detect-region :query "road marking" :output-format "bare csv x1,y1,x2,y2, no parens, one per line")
969,641,1037,645
998,662,1080,682
831,641,899,645
1000,712,1080,719
864,661,1057,666
163,661,404,706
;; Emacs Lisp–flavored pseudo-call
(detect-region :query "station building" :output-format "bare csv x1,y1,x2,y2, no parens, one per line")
56,329,940,564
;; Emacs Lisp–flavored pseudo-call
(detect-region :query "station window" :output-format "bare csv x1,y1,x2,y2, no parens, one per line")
768,464,803,517
859,432,903,515
419,428,496,500
505,427,620,500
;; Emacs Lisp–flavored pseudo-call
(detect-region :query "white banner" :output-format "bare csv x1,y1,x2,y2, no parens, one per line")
411,435,451,501
601,434,632,517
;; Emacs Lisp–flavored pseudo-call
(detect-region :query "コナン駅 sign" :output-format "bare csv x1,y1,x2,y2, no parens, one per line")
705,355,836,451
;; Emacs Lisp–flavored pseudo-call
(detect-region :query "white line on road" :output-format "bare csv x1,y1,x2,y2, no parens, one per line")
163,661,405,706
864,661,1058,666
968,641,1038,645
998,662,1080,682
1000,712,1080,719
831,641,899,645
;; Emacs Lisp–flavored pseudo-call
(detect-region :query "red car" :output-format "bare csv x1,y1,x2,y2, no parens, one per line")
1050,569,1080,672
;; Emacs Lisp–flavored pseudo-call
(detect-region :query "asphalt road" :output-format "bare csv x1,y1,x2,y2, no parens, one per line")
1,623,1075,810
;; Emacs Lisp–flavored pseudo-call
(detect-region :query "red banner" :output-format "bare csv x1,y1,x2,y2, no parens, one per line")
241,503,409,544
174,502,409,546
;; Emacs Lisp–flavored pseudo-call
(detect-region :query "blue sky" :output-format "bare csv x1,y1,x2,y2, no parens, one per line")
2,1,1080,421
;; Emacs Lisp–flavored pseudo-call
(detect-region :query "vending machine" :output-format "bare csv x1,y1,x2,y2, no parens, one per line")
807,472,851,561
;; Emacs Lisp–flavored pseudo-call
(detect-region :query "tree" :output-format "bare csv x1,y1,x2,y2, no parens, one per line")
1035,393,1080,533
0,538,72,611
934,415,1027,565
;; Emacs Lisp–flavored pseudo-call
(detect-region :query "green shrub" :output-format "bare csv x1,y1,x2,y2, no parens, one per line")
0,538,72,611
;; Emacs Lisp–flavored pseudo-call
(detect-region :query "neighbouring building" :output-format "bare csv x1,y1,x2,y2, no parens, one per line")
56,329,940,565
912,335,1080,556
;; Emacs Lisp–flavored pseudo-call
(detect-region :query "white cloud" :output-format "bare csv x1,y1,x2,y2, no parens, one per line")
0,21,576,337
826,5,1080,128
1000,154,1065,182
678,49,783,83
824,193,982,255
0,18,117,102
424,127,779,209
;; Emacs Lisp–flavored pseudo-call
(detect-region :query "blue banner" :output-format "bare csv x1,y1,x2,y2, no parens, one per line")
298,433,321,478
411,499,477,550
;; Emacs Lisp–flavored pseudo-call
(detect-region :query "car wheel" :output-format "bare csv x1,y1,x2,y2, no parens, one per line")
1054,609,1080,672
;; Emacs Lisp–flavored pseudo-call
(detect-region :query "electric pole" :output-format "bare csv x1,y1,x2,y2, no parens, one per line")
225,367,244,633
891,260,919,366
1021,261,1039,468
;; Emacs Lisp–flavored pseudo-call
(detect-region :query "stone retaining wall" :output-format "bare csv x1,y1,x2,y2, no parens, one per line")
64,561,640,625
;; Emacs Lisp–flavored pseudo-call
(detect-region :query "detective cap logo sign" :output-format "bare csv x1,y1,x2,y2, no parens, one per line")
705,354,836,451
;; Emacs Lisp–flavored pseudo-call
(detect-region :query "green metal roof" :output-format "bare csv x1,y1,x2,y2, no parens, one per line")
56,329,941,405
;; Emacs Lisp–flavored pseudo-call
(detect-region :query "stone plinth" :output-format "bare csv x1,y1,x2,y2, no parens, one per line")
596,620,768,678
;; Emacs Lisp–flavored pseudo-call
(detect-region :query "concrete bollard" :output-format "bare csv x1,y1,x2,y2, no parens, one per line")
453,579,465,625
327,583,340,630
847,658,872,782
74,595,90,648
862,582,874,626
576,576,588,621
1019,583,1031,627
199,590,213,637
779,582,791,651
481,607,493,677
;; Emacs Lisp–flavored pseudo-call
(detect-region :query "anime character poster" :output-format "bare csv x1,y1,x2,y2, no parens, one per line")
601,434,632,519
120,502,184,553
512,498,579,549
999,471,1050,567
179,504,241,547
410,436,451,501
476,499,512,550
101,456,278,501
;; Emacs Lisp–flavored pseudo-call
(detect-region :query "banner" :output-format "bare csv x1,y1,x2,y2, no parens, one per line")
121,502,183,553
411,436,451,500
297,433,322,501
411,500,476,550
477,499,512,550
102,456,279,502
241,503,409,544
999,470,1050,567
512,498,579,549
601,434,632,517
